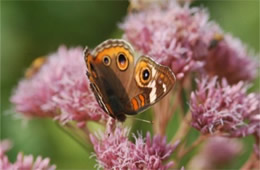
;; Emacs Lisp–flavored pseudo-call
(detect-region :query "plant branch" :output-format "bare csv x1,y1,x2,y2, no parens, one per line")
153,85,181,135
56,121,93,152
177,135,207,159
171,111,192,145
241,152,259,170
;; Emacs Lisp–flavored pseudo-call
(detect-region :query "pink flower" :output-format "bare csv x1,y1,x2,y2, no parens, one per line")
0,140,12,157
121,1,219,79
254,144,260,159
90,120,179,170
204,137,243,165
121,1,257,82
190,76,259,135
0,139,56,170
131,132,177,170
11,46,106,126
205,34,257,84
232,102,260,157
188,136,243,169
232,106,260,138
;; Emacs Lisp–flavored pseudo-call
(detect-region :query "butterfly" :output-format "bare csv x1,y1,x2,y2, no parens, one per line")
84,39,176,122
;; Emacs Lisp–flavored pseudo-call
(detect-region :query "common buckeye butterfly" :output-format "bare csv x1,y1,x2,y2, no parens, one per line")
84,39,176,122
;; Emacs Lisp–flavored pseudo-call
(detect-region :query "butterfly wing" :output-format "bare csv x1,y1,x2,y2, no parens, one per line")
85,39,176,121
125,56,176,114
85,39,136,121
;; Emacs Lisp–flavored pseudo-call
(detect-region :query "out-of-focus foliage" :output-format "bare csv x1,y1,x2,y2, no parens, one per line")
1,0,259,169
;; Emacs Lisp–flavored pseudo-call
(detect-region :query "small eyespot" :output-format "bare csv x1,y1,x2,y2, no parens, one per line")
117,53,128,71
103,56,111,66
140,67,151,84
142,69,150,80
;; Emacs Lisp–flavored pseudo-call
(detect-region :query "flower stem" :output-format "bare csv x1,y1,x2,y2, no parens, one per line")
56,122,93,152
241,152,259,170
153,86,181,135
170,111,192,145
177,135,207,159
178,75,191,117
153,93,172,135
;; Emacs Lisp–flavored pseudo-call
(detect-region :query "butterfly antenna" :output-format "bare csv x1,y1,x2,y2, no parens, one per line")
127,116,153,124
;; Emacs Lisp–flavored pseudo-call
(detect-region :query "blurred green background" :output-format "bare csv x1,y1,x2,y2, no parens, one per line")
1,0,259,169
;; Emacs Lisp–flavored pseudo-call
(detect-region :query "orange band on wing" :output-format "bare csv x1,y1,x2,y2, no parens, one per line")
131,98,139,111
138,94,145,107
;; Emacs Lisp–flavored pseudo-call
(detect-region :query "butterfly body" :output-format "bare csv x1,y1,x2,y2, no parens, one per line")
85,39,176,121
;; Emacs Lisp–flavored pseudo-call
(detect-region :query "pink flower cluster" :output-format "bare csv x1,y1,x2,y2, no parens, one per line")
205,34,257,84
0,140,56,170
203,137,243,165
188,136,243,169
121,1,211,79
232,104,260,138
190,76,259,136
90,121,179,170
11,46,106,126
121,1,257,82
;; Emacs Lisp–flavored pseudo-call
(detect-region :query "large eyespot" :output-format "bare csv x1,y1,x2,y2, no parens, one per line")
140,67,151,84
103,56,111,66
117,53,129,71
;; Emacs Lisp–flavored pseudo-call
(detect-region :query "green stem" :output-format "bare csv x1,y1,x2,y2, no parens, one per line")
56,121,93,152
240,152,258,170
153,86,180,135
170,111,192,145
177,135,207,159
